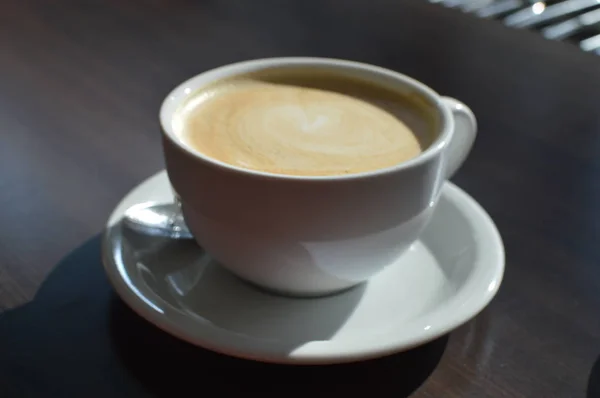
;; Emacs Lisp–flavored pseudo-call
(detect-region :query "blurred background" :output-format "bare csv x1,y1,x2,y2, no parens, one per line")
430,0,600,54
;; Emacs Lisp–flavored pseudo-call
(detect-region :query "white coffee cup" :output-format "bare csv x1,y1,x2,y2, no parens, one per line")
160,57,476,297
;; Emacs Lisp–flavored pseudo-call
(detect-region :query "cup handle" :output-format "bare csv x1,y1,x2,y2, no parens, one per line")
441,97,477,179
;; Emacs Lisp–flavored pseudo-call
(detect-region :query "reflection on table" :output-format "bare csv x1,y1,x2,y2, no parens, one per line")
430,0,600,53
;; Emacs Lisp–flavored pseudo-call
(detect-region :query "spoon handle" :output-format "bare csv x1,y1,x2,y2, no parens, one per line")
123,200,195,240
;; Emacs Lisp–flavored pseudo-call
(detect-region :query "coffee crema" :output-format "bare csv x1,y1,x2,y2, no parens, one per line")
173,70,434,176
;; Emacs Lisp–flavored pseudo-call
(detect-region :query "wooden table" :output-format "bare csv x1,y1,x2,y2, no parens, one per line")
1,1,599,396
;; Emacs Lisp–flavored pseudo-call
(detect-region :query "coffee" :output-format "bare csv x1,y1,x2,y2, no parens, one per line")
173,69,435,176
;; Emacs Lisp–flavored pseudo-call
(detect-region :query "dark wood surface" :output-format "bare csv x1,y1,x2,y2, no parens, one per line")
1,0,599,396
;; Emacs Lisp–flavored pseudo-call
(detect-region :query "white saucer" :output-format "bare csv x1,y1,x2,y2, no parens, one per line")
102,171,504,365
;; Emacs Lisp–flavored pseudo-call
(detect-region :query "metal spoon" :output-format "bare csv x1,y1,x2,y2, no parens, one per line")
123,201,194,239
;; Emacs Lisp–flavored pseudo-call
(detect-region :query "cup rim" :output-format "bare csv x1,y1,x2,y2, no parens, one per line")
159,57,453,181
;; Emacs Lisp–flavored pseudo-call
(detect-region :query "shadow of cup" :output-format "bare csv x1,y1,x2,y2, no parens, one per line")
111,229,448,396
108,294,448,396
126,228,367,352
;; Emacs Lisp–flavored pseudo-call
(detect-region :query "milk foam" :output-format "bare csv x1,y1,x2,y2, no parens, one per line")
175,80,429,176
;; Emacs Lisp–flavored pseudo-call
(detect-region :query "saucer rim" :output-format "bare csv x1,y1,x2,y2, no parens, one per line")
102,171,505,365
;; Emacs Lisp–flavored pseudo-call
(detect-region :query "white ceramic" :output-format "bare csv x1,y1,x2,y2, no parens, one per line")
102,171,504,365
161,57,477,296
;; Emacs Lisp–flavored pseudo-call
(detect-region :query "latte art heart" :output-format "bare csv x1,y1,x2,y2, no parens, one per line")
264,105,337,133
176,78,431,176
